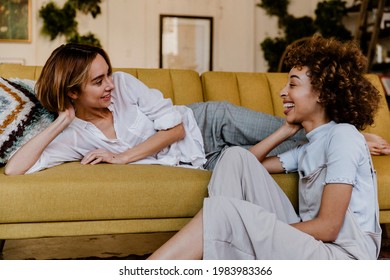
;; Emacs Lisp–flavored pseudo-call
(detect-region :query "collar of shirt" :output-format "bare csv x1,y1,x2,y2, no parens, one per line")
70,116,119,143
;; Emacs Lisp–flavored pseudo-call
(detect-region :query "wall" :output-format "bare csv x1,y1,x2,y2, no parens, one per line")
0,0,343,72
105,0,256,72
254,0,322,71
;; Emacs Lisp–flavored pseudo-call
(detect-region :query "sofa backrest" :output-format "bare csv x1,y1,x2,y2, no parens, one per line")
1,64,389,142
201,71,288,117
0,64,204,106
114,68,204,105
0,64,40,80
201,71,390,142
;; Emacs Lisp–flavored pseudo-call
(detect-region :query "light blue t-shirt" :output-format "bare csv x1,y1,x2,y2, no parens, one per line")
278,121,377,233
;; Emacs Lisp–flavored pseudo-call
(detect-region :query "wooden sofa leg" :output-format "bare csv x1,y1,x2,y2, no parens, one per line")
383,224,390,239
0,240,5,259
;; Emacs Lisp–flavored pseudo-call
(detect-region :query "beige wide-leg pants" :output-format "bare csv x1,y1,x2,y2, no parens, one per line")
203,147,353,260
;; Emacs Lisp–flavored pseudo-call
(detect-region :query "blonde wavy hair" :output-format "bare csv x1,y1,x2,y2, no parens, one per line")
36,43,112,113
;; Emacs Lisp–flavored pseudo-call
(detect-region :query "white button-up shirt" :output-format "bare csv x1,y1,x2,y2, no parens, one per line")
27,72,206,173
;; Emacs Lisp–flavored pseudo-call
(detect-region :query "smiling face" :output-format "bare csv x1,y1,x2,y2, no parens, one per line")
68,54,115,116
280,66,329,132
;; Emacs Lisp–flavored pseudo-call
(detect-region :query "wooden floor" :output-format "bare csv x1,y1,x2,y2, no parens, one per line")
380,237,390,259
377,224,389,259
1,231,389,260
0,232,173,260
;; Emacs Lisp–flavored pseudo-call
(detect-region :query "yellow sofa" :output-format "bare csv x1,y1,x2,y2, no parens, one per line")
1,64,389,256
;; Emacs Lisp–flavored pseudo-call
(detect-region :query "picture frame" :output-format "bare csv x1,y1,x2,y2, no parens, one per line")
0,0,32,43
380,75,390,109
380,75,390,96
159,15,213,73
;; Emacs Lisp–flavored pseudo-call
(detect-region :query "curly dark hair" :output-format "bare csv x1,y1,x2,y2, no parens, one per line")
283,35,381,130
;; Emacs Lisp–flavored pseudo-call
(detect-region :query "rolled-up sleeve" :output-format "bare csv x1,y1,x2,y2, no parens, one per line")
112,72,182,130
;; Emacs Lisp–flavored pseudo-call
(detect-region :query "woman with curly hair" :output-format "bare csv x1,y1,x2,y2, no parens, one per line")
148,35,382,260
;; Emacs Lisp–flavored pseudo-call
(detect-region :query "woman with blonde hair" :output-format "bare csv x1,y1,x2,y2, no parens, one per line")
4,43,304,175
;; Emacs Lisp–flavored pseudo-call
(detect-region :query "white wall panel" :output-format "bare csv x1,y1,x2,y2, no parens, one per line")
0,0,323,72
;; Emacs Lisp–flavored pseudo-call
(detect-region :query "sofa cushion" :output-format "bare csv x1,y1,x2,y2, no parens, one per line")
0,161,303,224
201,71,276,115
372,156,390,210
0,163,211,223
0,78,55,166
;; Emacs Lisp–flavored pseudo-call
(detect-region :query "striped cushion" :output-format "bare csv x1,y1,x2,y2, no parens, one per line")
0,78,55,166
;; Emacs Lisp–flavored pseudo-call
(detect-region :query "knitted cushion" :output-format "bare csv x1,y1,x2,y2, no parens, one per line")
0,78,55,166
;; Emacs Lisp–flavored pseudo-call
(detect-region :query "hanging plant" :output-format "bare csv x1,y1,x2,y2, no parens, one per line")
314,0,352,40
67,32,102,47
39,1,77,40
39,0,102,46
71,0,101,18
257,0,352,72
256,0,289,27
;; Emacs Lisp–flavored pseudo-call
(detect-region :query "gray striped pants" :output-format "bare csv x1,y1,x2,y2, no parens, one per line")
188,101,306,170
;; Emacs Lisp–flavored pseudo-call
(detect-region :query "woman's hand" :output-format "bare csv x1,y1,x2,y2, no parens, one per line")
280,121,303,139
58,104,76,125
81,124,185,166
81,149,127,165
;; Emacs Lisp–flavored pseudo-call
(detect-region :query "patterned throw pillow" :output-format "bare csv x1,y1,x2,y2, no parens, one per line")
0,77,55,166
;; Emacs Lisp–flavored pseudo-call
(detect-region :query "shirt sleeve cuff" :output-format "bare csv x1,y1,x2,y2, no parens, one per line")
153,109,183,130
277,152,297,173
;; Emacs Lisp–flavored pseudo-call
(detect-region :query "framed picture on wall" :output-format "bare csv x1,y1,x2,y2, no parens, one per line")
159,15,213,74
380,75,390,109
0,0,32,43
380,75,390,96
